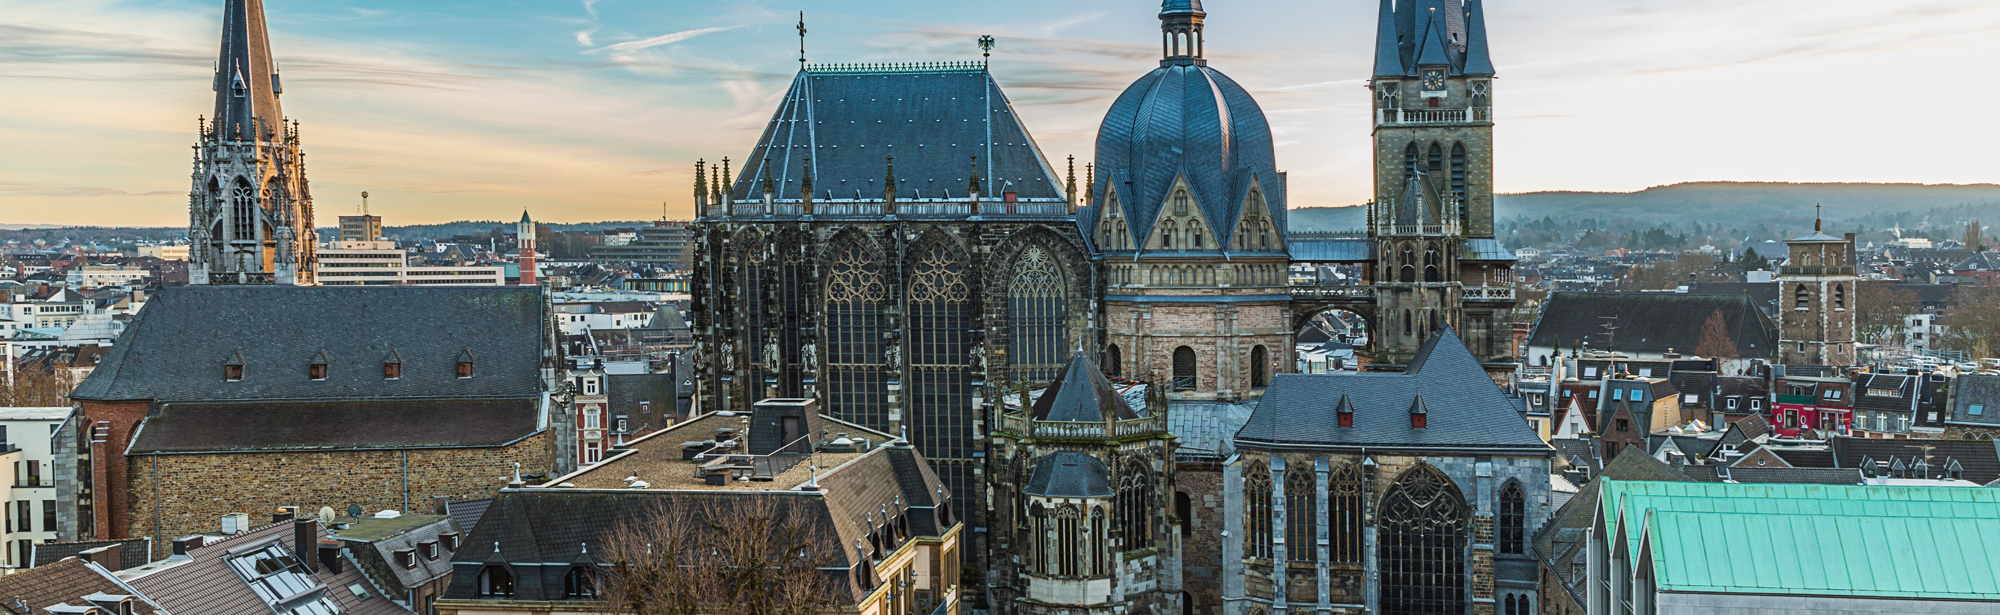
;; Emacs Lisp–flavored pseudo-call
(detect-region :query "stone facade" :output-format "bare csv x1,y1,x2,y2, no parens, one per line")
1177,466,1227,615
125,431,551,558
1777,232,1858,367
1103,298,1292,402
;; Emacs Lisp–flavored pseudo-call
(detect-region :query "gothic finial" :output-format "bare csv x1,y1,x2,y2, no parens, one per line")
801,156,814,196
1065,155,1078,214
762,164,776,196
694,159,706,198
978,35,995,67
883,155,897,211
1085,162,1095,205
797,12,808,68
1814,203,1823,232
968,155,982,195
720,156,731,193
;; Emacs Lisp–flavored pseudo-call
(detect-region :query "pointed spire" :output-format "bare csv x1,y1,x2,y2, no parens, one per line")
1416,5,1452,67
1065,155,1078,214
1461,0,1496,75
762,164,776,197
212,0,284,142
719,157,731,203
1372,0,1406,77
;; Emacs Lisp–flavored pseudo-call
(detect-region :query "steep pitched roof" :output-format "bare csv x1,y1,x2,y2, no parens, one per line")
124,520,410,615
211,0,285,141
1032,351,1140,422
70,286,548,402
730,68,1064,204
1237,327,1547,452
1024,451,1113,498
1528,292,1776,358
0,558,163,615
1949,374,2000,427
129,398,541,454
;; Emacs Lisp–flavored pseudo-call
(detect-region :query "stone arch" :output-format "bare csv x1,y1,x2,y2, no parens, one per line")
904,230,973,464
731,227,771,411
1249,345,1269,388
1172,345,1198,390
988,226,1092,386
822,231,889,431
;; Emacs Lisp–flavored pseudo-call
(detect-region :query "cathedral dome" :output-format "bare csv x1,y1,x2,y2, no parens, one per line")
1090,1,1284,253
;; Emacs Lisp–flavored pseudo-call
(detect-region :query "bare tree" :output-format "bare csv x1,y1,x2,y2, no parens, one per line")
0,366,78,407
1854,282,1922,346
1940,287,2000,356
1693,309,1738,362
595,497,843,615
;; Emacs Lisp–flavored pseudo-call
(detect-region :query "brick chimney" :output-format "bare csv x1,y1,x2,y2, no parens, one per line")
293,518,319,573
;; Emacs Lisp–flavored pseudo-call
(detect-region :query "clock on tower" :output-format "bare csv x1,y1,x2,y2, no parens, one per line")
1420,69,1446,97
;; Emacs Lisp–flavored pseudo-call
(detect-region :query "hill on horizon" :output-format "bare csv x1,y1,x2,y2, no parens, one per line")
1286,181,2000,232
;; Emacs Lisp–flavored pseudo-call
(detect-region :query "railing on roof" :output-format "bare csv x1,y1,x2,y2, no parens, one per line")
1288,285,1377,300
1779,265,1856,276
996,413,1164,439
899,201,974,216
711,199,1073,218
815,202,886,216
806,61,987,74
1377,106,1492,126
1378,224,1457,236
1463,286,1515,301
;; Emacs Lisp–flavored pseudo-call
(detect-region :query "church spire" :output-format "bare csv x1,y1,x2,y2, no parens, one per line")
1461,0,1496,75
212,0,284,142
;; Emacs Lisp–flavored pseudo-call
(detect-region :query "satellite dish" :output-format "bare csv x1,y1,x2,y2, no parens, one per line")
346,504,364,519
317,507,336,525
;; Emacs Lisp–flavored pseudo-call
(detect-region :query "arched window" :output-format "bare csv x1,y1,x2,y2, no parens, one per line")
1505,595,1518,615
1427,143,1444,172
1055,504,1081,576
563,566,597,599
1379,464,1469,615
1160,220,1178,249
1404,309,1414,337
478,566,515,598
1794,284,1810,310
1499,481,1525,555
1834,283,1846,310
1450,143,1468,223
1107,344,1123,377
231,181,256,241
1010,246,1067,383
909,241,973,468
826,241,887,430
779,242,807,397
1174,190,1192,215
1176,491,1193,538
1400,245,1417,283
1244,462,1272,559
1091,507,1108,575
1330,462,1363,564
1118,460,1155,549
1028,502,1047,574
1424,244,1441,282
1172,346,1197,390
738,234,767,411
1189,222,1203,249
1250,345,1269,388
1286,467,1317,563
1403,143,1420,177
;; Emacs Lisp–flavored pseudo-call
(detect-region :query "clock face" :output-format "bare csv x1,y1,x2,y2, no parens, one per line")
1421,70,1446,92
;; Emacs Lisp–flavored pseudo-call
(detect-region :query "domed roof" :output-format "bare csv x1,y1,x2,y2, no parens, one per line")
1088,5,1284,254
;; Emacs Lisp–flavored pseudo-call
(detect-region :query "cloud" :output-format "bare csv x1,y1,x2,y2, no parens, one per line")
1270,78,1366,92
582,0,604,19
575,28,596,47
583,26,739,55
0,182,176,198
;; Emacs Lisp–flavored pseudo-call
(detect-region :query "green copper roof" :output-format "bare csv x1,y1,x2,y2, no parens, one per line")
1601,480,2000,600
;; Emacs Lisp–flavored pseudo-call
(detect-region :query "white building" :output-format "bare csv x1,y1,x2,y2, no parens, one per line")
0,290,93,335
552,301,658,336
316,240,504,286
1904,313,1944,351
64,265,151,289
0,407,70,567
135,245,189,260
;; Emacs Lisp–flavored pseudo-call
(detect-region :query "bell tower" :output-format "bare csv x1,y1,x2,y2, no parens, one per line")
188,0,314,286
1366,0,1516,374
1778,211,1858,366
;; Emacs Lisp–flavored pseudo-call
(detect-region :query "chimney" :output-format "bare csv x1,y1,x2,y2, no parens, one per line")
79,543,121,571
293,518,320,574
318,540,344,574
171,535,206,558
273,506,297,524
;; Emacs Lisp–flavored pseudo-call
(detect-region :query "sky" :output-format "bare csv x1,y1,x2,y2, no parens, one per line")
3,0,1999,226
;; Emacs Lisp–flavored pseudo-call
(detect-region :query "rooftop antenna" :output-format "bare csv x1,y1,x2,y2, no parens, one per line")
978,35,995,67
797,12,808,69
1814,203,1822,233
361,191,370,215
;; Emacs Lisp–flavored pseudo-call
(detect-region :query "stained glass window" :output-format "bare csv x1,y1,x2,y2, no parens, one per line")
1380,465,1469,615
826,241,887,431
1244,461,1272,559
909,242,972,462
1009,246,1066,383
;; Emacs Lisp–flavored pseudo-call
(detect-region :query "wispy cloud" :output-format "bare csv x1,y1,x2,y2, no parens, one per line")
583,26,739,55
0,182,176,197
574,28,596,47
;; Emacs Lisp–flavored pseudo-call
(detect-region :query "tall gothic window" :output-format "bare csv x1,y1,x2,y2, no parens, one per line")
1172,346,1197,390
779,242,807,397
1450,143,1468,225
1400,245,1417,283
1118,460,1154,549
1794,284,1810,310
1424,244,1441,283
1427,143,1443,172
1403,143,1420,177
1499,481,1526,555
231,181,256,241
1173,190,1191,215
1244,461,1272,559
1009,246,1067,383
1250,345,1269,388
1107,344,1123,377
1286,467,1316,563
1055,504,1081,576
739,234,767,411
1029,502,1047,574
1330,462,1363,564
826,241,887,431
1380,465,1470,615
908,242,971,462
1091,507,1108,575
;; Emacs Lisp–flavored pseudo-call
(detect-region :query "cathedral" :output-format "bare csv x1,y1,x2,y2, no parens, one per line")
681,1,1538,614
186,0,317,285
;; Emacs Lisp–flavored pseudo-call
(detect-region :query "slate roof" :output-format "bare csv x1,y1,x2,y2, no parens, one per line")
1032,351,1140,422
1167,400,1255,459
1237,327,1547,452
71,286,548,402
606,372,675,428
1090,51,1285,256
129,398,541,453
211,0,284,142
1528,292,1776,358
124,519,411,615
1024,451,1113,498
1851,372,1919,413
1550,437,1600,472
30,539,152,571
1949,374,2000,427
1684,282,1780,316
328,514,459,594
1372,0,1495,77
1829,436,2000,484
1461,238,1517,262
1532,445,1687,609
1289,238,1374,262
440,498,492,536
0,558,163,615
729,67,1064,204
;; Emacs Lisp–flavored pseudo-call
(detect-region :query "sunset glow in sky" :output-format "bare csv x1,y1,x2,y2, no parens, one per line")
3,0,1999,225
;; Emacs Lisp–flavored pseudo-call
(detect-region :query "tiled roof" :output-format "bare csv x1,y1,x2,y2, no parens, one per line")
0,558,163,615
1372,0,1495,77
210,0,283,143
129,398,541,453
1288,238,1373,262
605,372,675,429
1032,351,1139,422
1529,292,1776,358
1829,436,2000,484
1237,328,1548,452
1950,374,2000,427
329,514,459,594
440,499,492,536
124,519,411,615
71,286,548,402
1680,466,1862,484
730,68,1063,204
1532,445,1687,606
1167,400,1254,459
1461,238,1517,262
30,539,152,571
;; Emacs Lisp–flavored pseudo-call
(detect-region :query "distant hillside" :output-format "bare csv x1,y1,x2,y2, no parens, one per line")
1285,182,2000,233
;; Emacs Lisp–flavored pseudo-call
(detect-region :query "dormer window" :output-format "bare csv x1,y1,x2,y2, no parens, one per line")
224,351,245,382
420,540,439,560
440,532,460,551
383,349,401,379
1409,396,1428,429
1338,397,1355,428
457,349,475,378
478,566,514,598
309,350,329,381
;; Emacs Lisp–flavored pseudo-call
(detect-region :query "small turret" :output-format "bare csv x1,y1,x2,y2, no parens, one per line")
883,155,897,214
693,159,708,215
800,156,815,215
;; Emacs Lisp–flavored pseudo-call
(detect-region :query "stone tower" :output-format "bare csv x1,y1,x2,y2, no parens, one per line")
1778,215,1858,366
188,0,315,286
516,210,538,287
1091,0,1295,402
1366,0,1517,373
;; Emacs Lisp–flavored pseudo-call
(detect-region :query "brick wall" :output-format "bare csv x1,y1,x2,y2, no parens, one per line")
1178,468,1225,615
126,431,552,557
74,400,150,541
